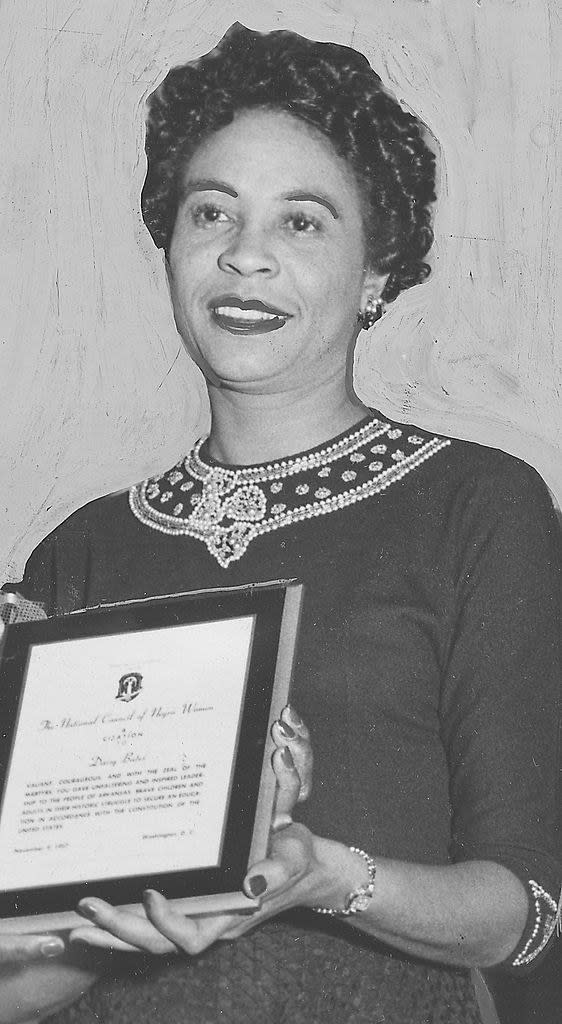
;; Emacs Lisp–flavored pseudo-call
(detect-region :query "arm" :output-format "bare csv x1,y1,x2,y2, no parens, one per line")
334,456,561,968
344,456,561,969
291,839,530,967
294,455,559,970
65,728,529,969
0,940,100,1024
66,822,529,969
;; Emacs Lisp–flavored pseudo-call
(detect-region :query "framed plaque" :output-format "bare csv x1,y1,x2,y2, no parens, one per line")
0,580,303,933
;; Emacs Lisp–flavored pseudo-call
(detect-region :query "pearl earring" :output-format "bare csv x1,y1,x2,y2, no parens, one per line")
357,296,385,331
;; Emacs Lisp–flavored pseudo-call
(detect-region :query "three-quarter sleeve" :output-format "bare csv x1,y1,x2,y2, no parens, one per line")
440,454,561,972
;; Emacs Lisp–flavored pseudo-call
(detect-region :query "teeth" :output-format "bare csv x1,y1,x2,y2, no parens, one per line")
214,306,285,321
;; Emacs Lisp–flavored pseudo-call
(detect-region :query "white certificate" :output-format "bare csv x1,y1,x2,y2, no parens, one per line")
0,616,253,889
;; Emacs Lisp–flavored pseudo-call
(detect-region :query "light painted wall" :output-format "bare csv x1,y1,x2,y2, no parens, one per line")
1,0,560,583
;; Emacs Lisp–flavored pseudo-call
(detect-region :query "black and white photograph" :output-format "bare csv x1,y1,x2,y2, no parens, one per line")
0,3,560,1022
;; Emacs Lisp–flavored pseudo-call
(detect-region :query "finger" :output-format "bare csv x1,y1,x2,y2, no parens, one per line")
143,890,234,955
70,927,145,954
272,706,311,747
75,898,176,954
0,934,66,964
283,706,313,801
271,728,312,801
283,705,310,741
271,746,301,831
273,707,313,801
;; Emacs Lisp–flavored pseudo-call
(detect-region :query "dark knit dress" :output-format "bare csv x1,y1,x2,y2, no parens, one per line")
10,414,561,1024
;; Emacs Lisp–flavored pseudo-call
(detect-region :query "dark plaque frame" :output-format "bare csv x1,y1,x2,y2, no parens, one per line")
0,581,302,929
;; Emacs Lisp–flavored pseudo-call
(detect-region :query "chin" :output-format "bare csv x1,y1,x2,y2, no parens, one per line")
197,347,291,388
207,370,281,393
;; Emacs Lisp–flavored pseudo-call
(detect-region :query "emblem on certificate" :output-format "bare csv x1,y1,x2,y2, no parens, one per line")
116,672,143,702
0,581,303,933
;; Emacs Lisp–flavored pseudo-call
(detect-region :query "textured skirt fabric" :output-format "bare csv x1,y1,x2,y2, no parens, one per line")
50,913,483,1024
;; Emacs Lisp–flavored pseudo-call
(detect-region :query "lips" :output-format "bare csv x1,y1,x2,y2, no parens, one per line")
209,295,291,335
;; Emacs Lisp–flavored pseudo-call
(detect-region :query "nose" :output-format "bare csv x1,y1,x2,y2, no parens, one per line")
217,222,279,277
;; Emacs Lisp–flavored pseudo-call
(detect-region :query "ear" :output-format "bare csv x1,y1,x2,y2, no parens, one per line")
359,269,389,311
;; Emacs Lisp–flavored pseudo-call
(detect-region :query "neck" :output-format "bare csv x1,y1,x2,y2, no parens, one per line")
206,382,370,465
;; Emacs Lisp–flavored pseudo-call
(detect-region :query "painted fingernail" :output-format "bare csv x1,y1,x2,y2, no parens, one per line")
282,746,295,768
278,720,295,739
41,938,65,958
286,705,303,726
248,875,267,897
77,901,98,921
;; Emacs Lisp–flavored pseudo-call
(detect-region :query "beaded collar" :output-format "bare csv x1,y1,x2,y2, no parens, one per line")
129,416,450,568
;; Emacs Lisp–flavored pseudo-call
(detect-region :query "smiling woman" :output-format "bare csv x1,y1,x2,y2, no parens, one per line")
1,21,560,1024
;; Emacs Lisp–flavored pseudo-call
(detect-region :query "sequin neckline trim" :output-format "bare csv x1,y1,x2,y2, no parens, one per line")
129,416,451,568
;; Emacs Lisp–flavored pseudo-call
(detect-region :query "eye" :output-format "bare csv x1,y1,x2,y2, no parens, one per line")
191,203,231,227
284,212,322,234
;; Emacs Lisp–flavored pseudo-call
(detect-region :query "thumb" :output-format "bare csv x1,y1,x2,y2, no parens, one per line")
243,823,312,900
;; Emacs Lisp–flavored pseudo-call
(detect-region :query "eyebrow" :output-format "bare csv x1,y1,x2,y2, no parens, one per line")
182,178,239,199
180,180,339,219
283,192,339,219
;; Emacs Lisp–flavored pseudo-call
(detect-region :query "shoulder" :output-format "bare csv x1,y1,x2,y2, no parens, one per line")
23,452,195,563
35,487,134,551
438,433,556,528
10,470,184,611
439,431,550,494
16,480,156,589
361,413,560,571
381,411,555,518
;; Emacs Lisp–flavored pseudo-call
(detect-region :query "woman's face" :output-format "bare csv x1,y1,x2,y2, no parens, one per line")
167,108,381,395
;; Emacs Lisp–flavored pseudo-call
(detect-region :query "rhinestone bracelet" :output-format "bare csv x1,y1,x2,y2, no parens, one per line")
312,846,377,916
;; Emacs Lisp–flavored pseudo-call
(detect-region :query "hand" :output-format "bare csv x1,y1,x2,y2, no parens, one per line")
0,933,66,969
0,933,100,1024
70,706,318,955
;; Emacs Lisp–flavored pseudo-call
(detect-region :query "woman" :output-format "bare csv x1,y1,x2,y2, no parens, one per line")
1,24,560,1024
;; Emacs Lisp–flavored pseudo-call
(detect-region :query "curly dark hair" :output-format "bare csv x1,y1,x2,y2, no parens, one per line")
141,24,436,303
